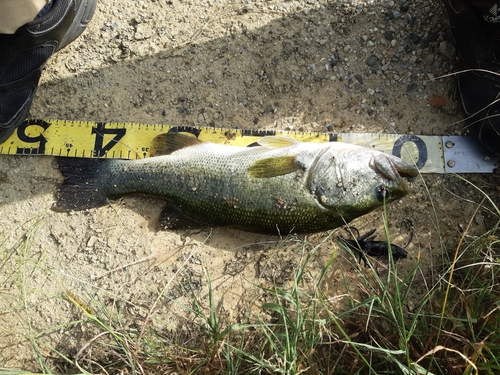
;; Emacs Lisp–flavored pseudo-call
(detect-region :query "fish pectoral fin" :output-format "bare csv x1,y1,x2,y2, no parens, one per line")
150,133,204,156
159,203,208,230
257,136,297,148
248,155,302,178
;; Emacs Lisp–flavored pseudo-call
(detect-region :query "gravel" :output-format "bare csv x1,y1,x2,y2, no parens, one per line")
3,0,483,370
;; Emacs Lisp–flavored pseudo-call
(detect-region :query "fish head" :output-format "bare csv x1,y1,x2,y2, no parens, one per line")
308,143,418,221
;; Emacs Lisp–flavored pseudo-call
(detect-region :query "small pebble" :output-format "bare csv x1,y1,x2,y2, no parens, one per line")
430,94,447,108
366,55,379,66
439,40,456,59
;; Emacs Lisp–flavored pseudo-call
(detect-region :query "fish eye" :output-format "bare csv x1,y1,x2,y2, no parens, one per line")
376,185,390,202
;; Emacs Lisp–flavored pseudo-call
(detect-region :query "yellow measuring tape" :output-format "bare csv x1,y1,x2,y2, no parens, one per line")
0,119,495,173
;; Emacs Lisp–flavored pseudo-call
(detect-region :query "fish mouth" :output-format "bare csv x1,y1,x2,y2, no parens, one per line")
371,153,419,186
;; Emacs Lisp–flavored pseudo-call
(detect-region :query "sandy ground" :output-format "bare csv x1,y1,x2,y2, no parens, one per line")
1,0,499,370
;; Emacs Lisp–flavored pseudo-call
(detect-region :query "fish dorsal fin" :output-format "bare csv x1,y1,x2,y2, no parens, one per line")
150,133,204,156
257,136,298,148
248,155,302,178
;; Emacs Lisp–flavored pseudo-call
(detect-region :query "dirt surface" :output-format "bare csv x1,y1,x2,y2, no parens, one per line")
1,0,499,370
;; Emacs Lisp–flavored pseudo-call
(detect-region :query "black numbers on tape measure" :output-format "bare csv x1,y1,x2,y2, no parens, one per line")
392,134,427,169
10,120,431,168
329,134,339,142
15,120,50,155
92,122,126,157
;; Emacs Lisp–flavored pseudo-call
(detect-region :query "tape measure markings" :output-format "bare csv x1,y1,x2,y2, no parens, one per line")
0,119,498,174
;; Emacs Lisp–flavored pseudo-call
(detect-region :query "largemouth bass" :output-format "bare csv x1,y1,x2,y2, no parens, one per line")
54,134,418,234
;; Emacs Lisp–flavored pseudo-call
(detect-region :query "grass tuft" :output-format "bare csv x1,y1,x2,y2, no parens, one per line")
1,178,499,374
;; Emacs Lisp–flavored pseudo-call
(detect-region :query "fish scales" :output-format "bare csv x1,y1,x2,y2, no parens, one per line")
54,134,418,234
98,141,335,233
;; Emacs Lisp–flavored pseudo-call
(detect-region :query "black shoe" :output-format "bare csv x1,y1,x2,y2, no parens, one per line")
0,0,97,143
442,0,500,156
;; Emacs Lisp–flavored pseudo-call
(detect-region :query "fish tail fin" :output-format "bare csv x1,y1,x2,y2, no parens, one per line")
53,157,110,212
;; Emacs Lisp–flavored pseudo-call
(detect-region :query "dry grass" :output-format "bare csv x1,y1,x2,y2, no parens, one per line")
1,176,499,375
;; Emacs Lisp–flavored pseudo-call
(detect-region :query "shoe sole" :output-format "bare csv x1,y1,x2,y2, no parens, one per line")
59,0,97,50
